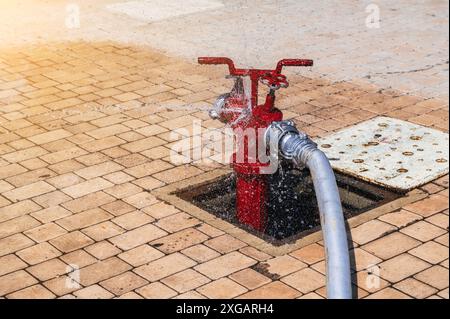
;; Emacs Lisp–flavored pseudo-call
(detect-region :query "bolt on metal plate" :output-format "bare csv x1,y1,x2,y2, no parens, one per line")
316,116,449,191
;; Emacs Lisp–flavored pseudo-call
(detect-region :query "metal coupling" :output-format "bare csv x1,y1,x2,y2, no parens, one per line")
264,120,318,166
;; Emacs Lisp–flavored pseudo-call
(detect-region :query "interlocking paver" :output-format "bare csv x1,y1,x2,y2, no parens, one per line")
401,221,446,242
0,270,39,296
73,285,115,299
6,284,56,299
136,282,178,299
281,268,325,294
0,254,27,276
362,232,421,260
0,41,448,300
109,223,167,250
351,220,397,245
27,258,68,281
394,278,438,299
135,252,196,282
17,242,61,265
379,253,430,283
409,242,449,264
414,266,449,290
100,271,148,296
162,269,210,293
237,281,301,299
3,180,55,202
195,252,256,280
50,231,94,253
197,278,247,299
78,257,131,287
150,228,208,254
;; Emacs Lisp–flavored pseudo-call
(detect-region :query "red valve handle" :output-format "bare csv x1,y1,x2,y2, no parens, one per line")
198,57,236,74
275,59,313,73
260,72,289,91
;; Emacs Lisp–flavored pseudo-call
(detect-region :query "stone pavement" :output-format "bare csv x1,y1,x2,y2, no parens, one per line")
0,0,448,100
0,42,448,299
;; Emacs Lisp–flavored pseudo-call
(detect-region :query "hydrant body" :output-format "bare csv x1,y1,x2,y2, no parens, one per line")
198,57,313,232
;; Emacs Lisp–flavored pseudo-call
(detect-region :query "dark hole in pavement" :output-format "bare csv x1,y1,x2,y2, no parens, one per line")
177,161,403,245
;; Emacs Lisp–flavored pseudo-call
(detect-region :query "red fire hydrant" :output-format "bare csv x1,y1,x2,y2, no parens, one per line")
198,57,313,232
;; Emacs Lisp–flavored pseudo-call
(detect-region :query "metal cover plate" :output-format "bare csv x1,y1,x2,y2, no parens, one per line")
107,0,224,22
316,116,449,191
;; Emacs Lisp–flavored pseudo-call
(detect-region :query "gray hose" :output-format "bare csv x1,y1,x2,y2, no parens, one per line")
265,121,352,299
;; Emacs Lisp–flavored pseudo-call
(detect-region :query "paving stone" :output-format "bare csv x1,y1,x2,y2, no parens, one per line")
409,241,449,264
0,200,41,223
60,250,97,269
181,244,220,263
31,206,72,223
62,191,115,213
394,278,438,299
79,257,131,286
162,269,210,293
142,202,180,219
111,210,154,230
401,221,446,242
237,281,301,299
414,266,449,290
118,244,164,267
50,231,94,253
6,284,56,299
204,234,246,254
261,255,307,278
351,220,397,245
0,270,38,296
150,228,208,254
0,234,34,257
155,212,201,233
74,161,123,180
123,192,159,209
379,253,430,283
82,221,125,241
100,271,148,296
290,243,325,265
197,278,247,299
362,232,421,260
27,258,69,281
3,181,55,202
74,285,115,299
229,268,271,290
426,213,449,230
0,254,27,276
136,282,178,299
17,242,61,265
364,287,411,299
0,215,41,239
24,223,67,243
56,208,113,231
404,195,449,217
378,210,422,228
281,268,325,294
195,252,256,280
109,223,167,250
135,253,196,281
32,191,72,209
61,177,113,198
85,241,122,260
350,248,383,272
101,200,135,217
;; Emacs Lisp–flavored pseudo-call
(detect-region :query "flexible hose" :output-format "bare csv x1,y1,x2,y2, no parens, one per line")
266,122,352,299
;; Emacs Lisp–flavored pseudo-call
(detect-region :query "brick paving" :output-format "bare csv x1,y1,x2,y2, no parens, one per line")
0,42,448,299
